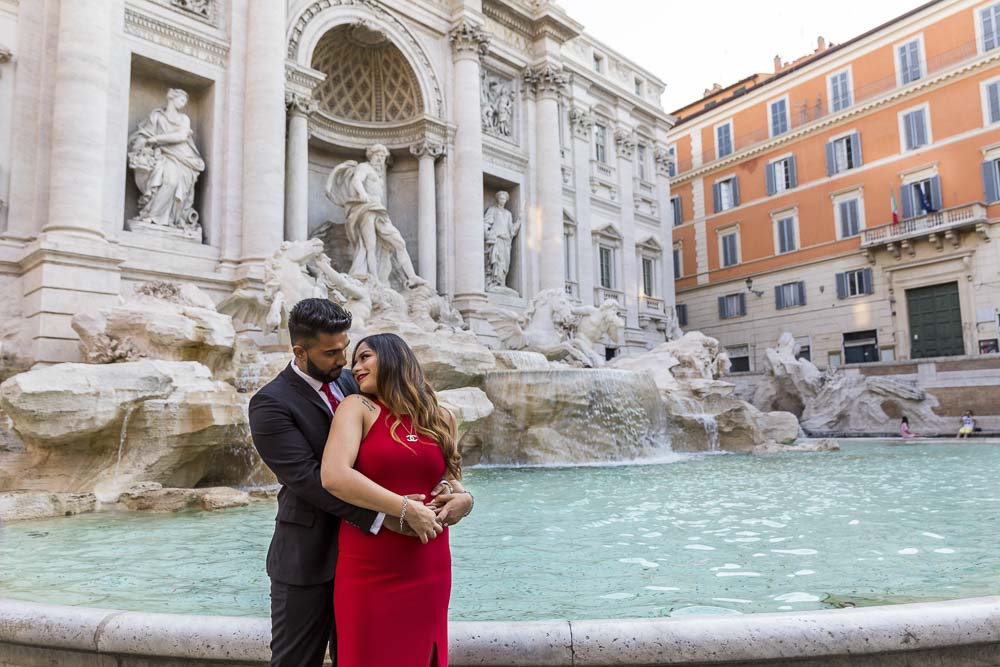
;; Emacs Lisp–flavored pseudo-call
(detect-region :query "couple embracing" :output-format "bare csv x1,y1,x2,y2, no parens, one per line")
248,298,473,666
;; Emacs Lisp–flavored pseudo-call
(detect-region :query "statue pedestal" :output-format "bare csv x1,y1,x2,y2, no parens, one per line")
126,219,202,243
486,285,521,302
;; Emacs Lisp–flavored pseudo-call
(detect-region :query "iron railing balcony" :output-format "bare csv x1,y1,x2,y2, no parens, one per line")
860,202,990,254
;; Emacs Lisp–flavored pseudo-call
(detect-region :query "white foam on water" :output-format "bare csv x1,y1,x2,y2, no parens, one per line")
922,532,945,539
599,592,635,599
726,537,761,543
743,519,786,528
774,592,821,602
778,605,793,610
716,571,761,577
898,548,919,555
710,563,742,571
934,548,956,554
642,532,662,538
794,569,816,575
712,597,752,604
769,537,790,543
735,531,760,536
685,544,715,551
501,536,512,541
752,553,767,558
619,558,659,568
645,586,680,591
848,520,860,525
771,549,818,555
545,526,565,533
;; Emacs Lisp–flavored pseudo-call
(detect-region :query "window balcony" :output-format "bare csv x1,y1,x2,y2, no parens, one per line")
594,286,625,309
639,294,664,314
861,202,990,256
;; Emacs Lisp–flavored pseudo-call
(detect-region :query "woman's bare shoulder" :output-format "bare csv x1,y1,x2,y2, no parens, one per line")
339,393,381,417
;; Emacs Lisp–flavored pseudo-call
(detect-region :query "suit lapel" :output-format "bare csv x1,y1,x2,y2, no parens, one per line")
336,371,360,398
282,365,333,419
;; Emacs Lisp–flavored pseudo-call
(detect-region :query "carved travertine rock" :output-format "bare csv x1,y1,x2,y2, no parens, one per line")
754,332,946,435
117,483,251,512
0,491,97,522
0,361,253,495
72,281,234,372
437,387,494,443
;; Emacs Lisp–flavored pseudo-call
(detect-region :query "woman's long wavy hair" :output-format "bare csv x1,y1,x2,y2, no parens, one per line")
352,333,461,479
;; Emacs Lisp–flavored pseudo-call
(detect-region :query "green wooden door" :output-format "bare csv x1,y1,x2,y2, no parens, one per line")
906,282,964,359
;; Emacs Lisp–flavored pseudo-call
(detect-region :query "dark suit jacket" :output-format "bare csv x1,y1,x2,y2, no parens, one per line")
249,364,378,586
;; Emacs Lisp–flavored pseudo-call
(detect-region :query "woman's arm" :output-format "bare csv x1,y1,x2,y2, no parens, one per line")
320,395,440,542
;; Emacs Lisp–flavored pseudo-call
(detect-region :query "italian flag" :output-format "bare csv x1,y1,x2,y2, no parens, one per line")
890,189,900,225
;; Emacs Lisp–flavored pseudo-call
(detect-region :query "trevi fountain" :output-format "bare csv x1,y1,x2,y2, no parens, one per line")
0,1,997,665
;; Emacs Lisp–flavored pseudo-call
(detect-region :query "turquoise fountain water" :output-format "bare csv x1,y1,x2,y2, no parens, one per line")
1,442,998,620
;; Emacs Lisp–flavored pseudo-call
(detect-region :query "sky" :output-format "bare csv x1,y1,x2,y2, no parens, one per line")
558,0,927,112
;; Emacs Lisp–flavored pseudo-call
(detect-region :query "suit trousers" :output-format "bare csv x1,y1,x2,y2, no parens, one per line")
270,578,336,667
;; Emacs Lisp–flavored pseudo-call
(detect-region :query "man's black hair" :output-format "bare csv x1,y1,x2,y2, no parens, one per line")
288,298,352,347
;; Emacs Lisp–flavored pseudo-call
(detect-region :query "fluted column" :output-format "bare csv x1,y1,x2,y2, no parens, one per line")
654,145,677,311
410,140,445,289
284,93,315,243
43,0,114,239
525,64,568,292
448,20,490,311
614,127,640,332
241,0,286,265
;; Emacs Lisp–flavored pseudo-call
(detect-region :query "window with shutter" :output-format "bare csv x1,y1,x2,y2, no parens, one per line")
721,232,739,267
671,196,683,226
770,99,789,136
829,71,852,112
676,304,687,327
598,246,614,288
673,248,681,279
776,217,797,254
717,178,737,211
776,281,805,309
983,160,1000,203
986,81,1000,124
594,124,607,163
903,108,929,150
982,5,1000,52
716,122,733,158
898,40,923,84
839,199,860,238
642,257,654,297
842,268,869,297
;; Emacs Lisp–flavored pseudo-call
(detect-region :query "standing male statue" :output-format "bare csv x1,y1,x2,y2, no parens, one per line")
483,191,521,290
325,143,426,289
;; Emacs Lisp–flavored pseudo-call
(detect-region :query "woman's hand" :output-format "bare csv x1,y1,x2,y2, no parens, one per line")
403,496,443,544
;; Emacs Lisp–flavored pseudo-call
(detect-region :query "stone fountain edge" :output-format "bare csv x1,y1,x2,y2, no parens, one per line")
1,596,998,666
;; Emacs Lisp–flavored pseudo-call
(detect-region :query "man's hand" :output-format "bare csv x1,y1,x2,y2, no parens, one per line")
428,492,473,527
381,494,425,537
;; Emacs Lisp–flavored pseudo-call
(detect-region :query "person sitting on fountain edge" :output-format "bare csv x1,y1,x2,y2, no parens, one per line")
247,298,472,667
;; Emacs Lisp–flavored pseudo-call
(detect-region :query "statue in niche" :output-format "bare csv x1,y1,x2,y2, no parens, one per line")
483,191,521,291
480,74,514,139
127,88,205,239
325,143,427,289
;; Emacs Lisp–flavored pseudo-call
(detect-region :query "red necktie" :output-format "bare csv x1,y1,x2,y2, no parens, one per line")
320,382,340,412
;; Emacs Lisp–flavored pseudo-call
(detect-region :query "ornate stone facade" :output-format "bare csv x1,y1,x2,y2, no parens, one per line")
0,0,676,368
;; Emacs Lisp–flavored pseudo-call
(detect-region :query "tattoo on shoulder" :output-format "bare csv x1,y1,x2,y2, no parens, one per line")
359,397,377,413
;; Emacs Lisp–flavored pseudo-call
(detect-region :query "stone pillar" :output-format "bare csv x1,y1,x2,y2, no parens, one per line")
569,106,595,301
654,145,677,312
21,0,124,364
43,0,115,240
447,20,490,313
241,0,286,268
284,93,315,243
614,127,641,335
410,140,444,289
525,64,568,293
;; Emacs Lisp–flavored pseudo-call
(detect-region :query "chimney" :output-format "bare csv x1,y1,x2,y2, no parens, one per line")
817,36,827,52
774,55,782,73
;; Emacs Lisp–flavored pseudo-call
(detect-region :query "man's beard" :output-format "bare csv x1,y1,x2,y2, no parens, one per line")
305,355,342,384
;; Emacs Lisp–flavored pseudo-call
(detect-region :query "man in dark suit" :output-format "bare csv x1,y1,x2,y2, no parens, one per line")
249,298,440,666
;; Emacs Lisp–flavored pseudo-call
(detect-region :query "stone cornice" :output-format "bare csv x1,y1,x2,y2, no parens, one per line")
672,48,1000,185
310,112,451,151
124,6,228,66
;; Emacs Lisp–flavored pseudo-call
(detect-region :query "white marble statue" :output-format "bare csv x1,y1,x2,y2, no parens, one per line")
324,143,426,289
484,191,521,290
217,239,371,336
127,88,205,238
484,289,617,368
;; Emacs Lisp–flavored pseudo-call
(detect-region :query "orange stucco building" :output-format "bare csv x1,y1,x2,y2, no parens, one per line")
666,0,1000,372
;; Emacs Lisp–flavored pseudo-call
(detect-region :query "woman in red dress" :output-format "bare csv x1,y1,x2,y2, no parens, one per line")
321,333,468,666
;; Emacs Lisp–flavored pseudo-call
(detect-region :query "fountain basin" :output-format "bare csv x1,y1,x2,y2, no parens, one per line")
1,596,998,666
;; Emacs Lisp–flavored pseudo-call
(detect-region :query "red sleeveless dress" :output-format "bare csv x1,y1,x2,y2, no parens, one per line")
334,401,451,666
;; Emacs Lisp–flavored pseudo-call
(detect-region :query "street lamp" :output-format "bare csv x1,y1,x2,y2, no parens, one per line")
745,277,764,298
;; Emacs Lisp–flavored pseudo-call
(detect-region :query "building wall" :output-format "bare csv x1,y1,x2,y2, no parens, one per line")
668,0,1000,371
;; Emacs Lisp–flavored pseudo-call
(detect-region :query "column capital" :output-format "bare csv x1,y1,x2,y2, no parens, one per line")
654,146,674,178
448,19,490,60
613,127,636,160
568,106,593,139
284,91,317,117
522,63,568,98
409,140,446,160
